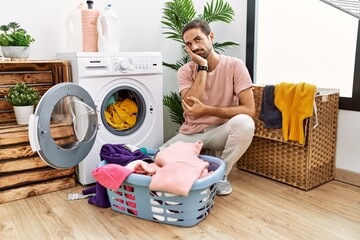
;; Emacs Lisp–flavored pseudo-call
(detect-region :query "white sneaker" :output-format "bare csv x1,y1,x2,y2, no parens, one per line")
216,176,232,196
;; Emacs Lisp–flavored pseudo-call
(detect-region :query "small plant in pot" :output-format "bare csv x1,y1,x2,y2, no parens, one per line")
0,22,35,59
5,82,41,125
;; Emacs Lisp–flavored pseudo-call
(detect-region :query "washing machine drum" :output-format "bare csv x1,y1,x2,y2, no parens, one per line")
28,82,98,169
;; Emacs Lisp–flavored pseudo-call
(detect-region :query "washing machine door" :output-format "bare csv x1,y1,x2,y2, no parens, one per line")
28,82,98,169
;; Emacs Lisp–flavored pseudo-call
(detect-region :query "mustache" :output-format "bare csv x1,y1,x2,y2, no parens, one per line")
193,49,204,54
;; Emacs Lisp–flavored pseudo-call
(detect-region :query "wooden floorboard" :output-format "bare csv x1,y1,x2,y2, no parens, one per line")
1,169,359,240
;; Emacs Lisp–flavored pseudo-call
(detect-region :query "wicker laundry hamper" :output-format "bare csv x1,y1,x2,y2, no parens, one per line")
237,85,339,190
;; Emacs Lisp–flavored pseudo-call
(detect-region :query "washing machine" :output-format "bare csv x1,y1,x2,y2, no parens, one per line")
28,52,164,185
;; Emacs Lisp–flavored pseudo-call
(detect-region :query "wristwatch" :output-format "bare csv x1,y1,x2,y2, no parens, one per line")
197,65,208,72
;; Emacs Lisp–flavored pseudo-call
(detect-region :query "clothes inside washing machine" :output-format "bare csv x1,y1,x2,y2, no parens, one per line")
103,89,144,132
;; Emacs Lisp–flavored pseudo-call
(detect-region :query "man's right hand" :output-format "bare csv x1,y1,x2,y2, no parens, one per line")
185,45,207,67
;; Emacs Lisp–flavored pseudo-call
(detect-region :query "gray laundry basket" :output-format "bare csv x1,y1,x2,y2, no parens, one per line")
98,151,225,227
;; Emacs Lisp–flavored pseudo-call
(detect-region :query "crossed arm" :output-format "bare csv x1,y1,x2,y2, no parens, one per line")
181,87,256,120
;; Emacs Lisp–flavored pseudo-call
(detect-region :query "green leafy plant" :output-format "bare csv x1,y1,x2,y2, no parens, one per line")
5,82,41,106
161,0,238,71
163,91,185,125
161,0,238,125
0,22,35,46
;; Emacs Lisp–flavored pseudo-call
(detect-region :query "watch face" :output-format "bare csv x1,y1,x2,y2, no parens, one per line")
198,65,208,71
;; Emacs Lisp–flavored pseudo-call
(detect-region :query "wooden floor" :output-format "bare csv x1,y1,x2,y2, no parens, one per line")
1,168,360,240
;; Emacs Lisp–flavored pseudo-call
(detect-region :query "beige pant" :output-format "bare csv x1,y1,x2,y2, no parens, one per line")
161,114,255,175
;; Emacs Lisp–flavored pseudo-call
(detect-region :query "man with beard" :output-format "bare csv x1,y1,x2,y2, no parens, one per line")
161,19,256,196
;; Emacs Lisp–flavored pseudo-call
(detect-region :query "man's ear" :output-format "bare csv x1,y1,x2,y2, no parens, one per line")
209,32,214,43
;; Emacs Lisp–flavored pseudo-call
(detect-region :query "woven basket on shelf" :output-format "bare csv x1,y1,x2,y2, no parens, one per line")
237,85,339,190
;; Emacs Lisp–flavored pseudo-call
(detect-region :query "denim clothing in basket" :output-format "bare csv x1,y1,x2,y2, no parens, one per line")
259,85,282,129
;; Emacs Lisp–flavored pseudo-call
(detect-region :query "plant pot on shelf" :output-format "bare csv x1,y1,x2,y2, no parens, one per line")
13,105,34,125
0,22,35,59
5,82,40,124
1,46,31,60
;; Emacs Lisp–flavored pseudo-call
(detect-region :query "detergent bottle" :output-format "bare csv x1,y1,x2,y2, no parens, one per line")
81,1,100,52
66,3,85,52
97,3,120,52
66,1,99,52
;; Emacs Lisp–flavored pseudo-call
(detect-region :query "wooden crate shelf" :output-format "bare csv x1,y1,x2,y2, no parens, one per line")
0,123,76,204
0,60,76,204
0,60,71,124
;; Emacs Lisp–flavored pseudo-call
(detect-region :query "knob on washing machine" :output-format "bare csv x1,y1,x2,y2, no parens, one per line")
120,60,131,70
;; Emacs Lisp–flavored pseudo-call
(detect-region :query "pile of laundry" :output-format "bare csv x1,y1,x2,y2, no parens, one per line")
83,140,215,208
104,97,138,130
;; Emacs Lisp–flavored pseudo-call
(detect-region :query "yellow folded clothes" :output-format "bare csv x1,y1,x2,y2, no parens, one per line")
274,82,316,144
104,98,138,130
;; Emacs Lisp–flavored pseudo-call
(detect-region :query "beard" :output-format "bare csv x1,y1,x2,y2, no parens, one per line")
197,50,211,59
194,43,213,59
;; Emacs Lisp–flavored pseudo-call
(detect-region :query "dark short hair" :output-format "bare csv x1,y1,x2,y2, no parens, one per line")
182,19,211,38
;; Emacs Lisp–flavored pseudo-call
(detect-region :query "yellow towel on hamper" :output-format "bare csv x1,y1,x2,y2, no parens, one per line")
274,82,317,144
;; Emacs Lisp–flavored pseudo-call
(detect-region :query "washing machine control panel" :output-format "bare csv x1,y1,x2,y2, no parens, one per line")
112,56,162,75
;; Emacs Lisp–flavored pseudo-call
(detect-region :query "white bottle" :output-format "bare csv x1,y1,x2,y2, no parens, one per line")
97,4,120,52
66,3,86,52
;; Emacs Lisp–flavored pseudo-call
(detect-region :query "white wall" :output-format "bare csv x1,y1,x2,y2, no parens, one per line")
336,110,360,172
1,0,358,174
255,0,357,97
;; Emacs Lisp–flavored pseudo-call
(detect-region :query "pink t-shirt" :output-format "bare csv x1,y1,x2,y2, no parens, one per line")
177,55,253,134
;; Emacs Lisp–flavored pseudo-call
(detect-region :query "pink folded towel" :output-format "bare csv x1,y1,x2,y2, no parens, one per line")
92,164,133,191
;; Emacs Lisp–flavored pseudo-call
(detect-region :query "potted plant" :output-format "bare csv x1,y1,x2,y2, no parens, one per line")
5,82,41,125
0,22,35,59
161,0,238,126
